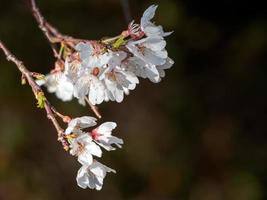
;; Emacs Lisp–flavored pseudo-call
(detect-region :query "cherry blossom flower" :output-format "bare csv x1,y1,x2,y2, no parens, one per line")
55,74,74,101
76,42,111,70
124,56,160,83
69,134,102,165
76,160,116,190
100,51,139,102
124,5,174,83
64,55,82,83
73,73,106,105
69,42,113,105
90,122,123,151
65,116,97,135
38,72,74,101
126,36,168,67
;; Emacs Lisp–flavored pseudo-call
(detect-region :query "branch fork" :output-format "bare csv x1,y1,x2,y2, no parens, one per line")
0,0,107,150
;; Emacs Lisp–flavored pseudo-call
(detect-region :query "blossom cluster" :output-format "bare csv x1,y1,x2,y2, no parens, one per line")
40,5,174,105
64,116,123,190
37,5,174,190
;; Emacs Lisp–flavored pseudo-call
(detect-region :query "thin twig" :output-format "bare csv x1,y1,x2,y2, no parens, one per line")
29,0,102,119
30,0,91,48
30,0,76,51
84,97,102,119
0,41,69,150
30,0,61,58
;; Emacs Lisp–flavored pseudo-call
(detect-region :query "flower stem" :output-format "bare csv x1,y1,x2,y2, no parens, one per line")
102,35,122,44
84,97,102,119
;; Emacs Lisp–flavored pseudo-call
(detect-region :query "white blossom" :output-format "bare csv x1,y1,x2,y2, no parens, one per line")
56,75,74,101
126,36,168,66
75,42,94,66
125,6,174,83
100,51,139,102
76,160,116,190
64,55,83,83
73,73,106,105
39,72,74,101
141,5,173,37
75,42,111,69
39,5,174,108
69,42,113,105
124,56,160,83
65,116,97,135
69,134,102,166
90,122,123,151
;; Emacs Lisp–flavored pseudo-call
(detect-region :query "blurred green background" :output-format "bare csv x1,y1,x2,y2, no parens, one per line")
1,0,267,199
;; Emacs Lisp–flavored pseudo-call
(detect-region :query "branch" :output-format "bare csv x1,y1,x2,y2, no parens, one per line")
0,41,69,151
30,0,62,58
30,0,62,38
29,0,102,119
30,0,91,48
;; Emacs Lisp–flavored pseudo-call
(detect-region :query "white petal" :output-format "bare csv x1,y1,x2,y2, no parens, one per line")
56,76,74,101
123,87,130,95
65,119,78,134
154,49,168,59
86,142,102,157
125,57,160,82
96,141,115,151
97,136,124,151
88,77,105,105
141,5,158,30
158,57,174,70
44,72,62,93
36,79,46,86
97,122,117,135
144,25,168,37
116,70,139,91
143,37,167,51
97,53,113,66
108,136,124,148
76,165,89,189
78,98,86,106
78,134,93,144
143,48,166,65
73,75,91,99
126,42,165,66
140,5,173,37
146,64,160,82
90,161,116,177
75,42,94,62
87,174,98,189
78,116,97,128
105,79,124,103
78,151,93,166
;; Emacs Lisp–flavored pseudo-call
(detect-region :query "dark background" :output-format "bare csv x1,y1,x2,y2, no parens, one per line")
1,0,267,199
